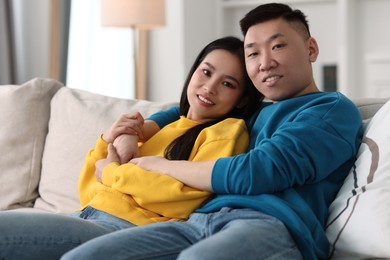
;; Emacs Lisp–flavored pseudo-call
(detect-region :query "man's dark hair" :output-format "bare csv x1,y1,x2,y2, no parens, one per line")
240,3,311,38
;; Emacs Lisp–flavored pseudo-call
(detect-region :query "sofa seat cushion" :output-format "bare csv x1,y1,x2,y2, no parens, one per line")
0,78,63,210
326,100,390,259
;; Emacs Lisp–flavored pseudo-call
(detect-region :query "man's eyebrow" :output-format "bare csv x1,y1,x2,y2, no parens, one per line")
270,32,284,41
244,32,285,49
244,42,255,49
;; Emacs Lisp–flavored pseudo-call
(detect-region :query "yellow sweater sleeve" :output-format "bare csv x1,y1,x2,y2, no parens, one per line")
101,118,248,219
78,135,108,207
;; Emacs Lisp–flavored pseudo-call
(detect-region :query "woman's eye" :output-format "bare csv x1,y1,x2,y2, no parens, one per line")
202,69,211,76
223,81,235,89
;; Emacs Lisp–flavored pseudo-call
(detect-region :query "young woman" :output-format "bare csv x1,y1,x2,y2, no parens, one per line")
76,36,262,226
0,36,262,260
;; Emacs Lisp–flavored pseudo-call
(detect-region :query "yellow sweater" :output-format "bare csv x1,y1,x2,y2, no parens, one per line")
78,116,248,226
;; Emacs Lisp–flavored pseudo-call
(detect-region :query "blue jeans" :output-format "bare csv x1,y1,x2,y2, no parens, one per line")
0,206,135,260
62,207,303,260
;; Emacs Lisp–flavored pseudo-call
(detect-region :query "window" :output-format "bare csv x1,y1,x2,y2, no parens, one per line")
67,0,135,99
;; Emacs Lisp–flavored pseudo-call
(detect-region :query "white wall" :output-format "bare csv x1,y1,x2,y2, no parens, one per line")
7,0,390,101
148,0,390,101
148,0,218,102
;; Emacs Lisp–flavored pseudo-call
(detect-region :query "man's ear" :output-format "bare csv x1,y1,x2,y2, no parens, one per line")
237,96,249,109
308,37,319,62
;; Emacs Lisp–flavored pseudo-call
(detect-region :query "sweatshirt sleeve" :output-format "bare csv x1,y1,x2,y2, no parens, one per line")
104,163,211,219
212,95,363,195
101,118,249,218
146,106,180,129
78,135,108,207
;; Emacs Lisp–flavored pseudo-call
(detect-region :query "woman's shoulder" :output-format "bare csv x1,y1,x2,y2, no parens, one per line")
206,118,247,135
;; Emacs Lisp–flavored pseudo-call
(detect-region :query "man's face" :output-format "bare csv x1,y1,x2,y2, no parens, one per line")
244,18,319,102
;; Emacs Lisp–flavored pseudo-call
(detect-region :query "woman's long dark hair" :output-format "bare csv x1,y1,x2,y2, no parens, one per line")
164,36,263,160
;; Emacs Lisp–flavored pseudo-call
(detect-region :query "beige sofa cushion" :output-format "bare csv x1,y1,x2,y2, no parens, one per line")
0,78,63,210
34,86,177,213
326,100,390,259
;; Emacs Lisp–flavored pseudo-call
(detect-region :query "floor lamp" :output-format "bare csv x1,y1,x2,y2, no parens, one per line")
101,0,165,99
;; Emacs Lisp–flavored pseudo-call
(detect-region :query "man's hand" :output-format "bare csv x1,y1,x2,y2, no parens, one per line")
95,143,120,183
130,156,169,174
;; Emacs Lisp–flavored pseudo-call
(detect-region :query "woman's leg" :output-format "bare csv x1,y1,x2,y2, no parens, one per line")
0,208,133,260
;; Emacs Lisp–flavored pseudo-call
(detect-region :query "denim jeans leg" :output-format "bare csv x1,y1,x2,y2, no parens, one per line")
71,206,136,231
0,211,111,260
61,219,205,260
178,207,303,260
62,207,303,260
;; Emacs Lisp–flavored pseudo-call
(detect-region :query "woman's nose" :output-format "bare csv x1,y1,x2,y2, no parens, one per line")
203,81,217,94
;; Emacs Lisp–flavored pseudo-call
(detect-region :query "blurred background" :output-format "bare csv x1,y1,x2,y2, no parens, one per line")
0,0,389,102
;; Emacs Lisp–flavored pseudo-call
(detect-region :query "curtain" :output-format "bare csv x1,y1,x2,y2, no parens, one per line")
50,0,71,84
66,0,135,99
0,0,70,85
0,0,15,84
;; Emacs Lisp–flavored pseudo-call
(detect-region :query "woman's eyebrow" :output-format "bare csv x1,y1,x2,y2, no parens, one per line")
204,62,240,85
203,62,215,70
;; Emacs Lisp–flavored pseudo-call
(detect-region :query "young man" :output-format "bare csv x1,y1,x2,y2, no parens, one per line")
62,3,362,259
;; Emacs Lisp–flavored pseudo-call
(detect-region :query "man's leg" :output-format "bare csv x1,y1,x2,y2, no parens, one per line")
62,208,302,260
61,220,204,260
178,208,303,260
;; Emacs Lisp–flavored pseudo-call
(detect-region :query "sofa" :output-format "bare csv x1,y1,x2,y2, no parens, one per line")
0,78,389,259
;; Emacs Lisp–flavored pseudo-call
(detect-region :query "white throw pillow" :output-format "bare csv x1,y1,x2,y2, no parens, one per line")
34,86,177,213
326,100,390,259
0,78,63,210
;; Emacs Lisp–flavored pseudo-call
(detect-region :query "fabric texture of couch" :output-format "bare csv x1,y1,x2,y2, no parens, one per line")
0,78,389,259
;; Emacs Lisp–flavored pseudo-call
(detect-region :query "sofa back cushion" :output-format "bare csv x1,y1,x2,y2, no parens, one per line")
326,100,390,259
34,86,177,213
0,78,63,210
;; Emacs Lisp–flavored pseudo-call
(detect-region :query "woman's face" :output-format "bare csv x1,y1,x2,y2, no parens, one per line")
186,49,246,122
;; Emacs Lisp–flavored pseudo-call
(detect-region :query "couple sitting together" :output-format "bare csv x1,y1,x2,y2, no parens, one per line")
0,3,362,260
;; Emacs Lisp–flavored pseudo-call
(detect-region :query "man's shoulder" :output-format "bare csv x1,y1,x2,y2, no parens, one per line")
294,91,358,112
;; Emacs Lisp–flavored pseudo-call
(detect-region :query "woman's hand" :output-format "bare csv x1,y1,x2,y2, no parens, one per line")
95,144,120,183
113,134,140,164
102,112,144,144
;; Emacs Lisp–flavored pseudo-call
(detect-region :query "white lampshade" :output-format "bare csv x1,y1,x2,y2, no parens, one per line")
101,0,165,29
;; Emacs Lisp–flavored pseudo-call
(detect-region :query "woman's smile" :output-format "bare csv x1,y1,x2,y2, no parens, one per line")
197,94,215,106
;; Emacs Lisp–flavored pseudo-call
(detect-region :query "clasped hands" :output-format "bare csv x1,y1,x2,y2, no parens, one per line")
94,112,166,182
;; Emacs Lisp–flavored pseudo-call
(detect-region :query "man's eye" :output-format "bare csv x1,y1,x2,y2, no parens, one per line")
272,44,285,50
247,52,258,58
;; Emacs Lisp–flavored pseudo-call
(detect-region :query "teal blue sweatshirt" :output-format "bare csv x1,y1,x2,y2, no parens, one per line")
148,92,363,259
